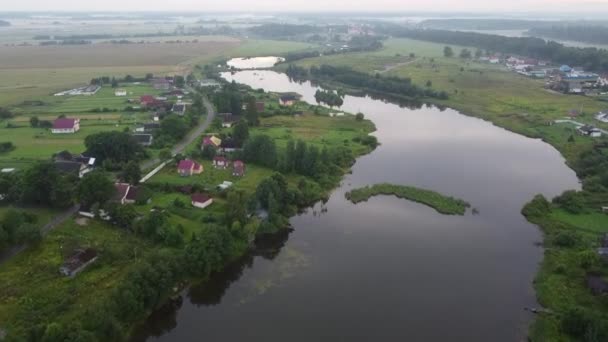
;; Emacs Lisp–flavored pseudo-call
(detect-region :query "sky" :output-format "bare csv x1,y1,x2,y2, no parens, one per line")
2,0,608,13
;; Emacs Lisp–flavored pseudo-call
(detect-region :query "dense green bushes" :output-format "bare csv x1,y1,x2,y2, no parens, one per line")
345,183,470,215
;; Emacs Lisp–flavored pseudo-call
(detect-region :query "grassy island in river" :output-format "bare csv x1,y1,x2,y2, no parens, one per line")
345,183,470,215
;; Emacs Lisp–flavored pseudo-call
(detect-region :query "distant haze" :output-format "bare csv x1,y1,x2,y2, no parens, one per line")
2,0,608,13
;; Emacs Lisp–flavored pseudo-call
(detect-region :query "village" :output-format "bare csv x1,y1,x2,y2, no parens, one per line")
0,62,375,283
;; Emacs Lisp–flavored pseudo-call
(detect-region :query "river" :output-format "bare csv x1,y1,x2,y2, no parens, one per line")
133,65,580,342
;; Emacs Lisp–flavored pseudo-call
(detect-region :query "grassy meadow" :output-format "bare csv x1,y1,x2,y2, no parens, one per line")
291,37,607,165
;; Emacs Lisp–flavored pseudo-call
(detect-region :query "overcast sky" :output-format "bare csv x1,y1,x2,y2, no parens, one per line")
3,0,608,13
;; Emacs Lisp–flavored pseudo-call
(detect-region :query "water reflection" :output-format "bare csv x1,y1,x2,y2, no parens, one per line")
135,69,580,342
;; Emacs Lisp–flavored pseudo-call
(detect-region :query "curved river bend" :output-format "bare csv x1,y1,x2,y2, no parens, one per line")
134,69,579,342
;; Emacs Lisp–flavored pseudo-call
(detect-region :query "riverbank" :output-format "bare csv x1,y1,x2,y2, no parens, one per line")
286,37,608,341
345,183,470,215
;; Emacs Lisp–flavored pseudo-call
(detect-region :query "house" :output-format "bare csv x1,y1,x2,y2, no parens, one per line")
134,123,161,133
199,79,221,88
213,156,230,169
140,95,165,109
202,135,222,149
191,193,213,209
53,151,95,178
232,160,245,177
51,118,80,134
221,114,240,128
220,138,242,153
586,274,608,295
256,101,265,112
59,248,98,277
172,103,186,116
560,65,573,73
489,57,500,64
578,125,602,138
151,78,172,90
597,247,608,260
596,111,608,123
54,160,91,178
598,74,608,87
177,159,203,177
559,72,599,94
132,134,154,147
115,89,127,96
569,109,580,118
279,95,298,106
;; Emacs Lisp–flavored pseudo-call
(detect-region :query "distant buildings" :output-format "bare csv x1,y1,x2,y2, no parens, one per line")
232,160,245,177
151,78,172,90
115,89,127,96
54,85,100,96
172,103,186,116
51,118,80,134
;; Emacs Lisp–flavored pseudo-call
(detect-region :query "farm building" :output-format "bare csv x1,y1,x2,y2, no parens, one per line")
213,156,229,169
177,159,203,177
279,95,298,106
578,125,602,138
51,118,80,134
233,160,246,177
221,114,240,128
115,89,127,96
151,78,172,90
172,103,186,116
59,248,98,277
132,134,154,147
191,193,213,209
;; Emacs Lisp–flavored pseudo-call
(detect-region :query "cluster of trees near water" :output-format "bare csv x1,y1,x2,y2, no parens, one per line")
314,89,344,107
283,36,385,63
519,142,608,340
308,64,449,100
383,28,608,72
528,25,608,45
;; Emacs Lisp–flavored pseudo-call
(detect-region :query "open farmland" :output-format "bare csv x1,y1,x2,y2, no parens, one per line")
0,38,239,106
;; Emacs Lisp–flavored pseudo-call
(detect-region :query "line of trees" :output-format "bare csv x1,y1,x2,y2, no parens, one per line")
384,27,608,72
314,89,344,108
309,64,449,100
528,25,608,45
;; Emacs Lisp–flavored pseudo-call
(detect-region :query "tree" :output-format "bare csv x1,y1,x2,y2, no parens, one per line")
160,116,188,141
243,135,277,168
30,116,39,128
201,145,216,160
225,190,248,226
244,96,259,126
174,75,185,88
111,77,118,88
78,171,115,207
459,48,472,59
15,223,41,245
21,162,72,207
355,112,365,121
475,49,483,59
553,190,585,214
84,131,144,165
0,107,14,119
443,46,454,57
121,161,141,185
232,120,249,146
159,149,172,160
426,80,433,88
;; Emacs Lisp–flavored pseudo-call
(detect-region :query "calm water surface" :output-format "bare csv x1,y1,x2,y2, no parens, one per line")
134,65,580,342
226,56,285,69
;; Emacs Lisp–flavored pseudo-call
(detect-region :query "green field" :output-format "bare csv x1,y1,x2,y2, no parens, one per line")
229,39,317,58
291,37,607,164
0,218,157,337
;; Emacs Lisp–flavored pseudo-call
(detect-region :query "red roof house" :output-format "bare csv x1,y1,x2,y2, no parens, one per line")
52,118,80,134
213,156,229,169
202,135,222,148
177,159,203,177
191,193,213,209
232,160,245,177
